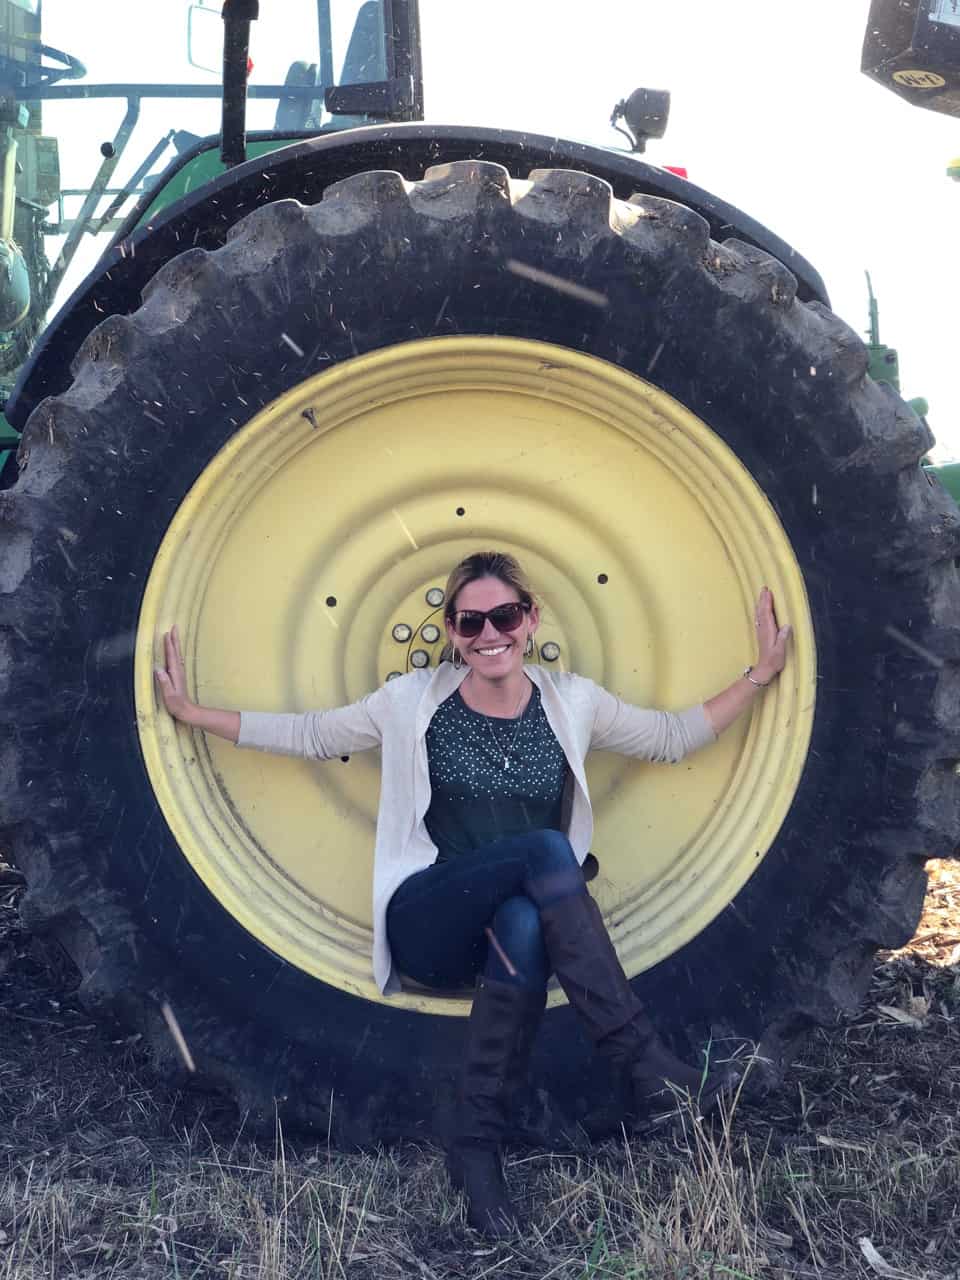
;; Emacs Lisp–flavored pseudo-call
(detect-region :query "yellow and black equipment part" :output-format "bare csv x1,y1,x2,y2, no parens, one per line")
863,0,960,118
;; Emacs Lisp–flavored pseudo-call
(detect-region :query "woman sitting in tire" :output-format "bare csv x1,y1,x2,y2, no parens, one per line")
155,549,790,1238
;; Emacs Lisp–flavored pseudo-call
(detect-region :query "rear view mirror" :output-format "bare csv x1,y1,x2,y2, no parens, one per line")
188,2,222,75
611,88,671,154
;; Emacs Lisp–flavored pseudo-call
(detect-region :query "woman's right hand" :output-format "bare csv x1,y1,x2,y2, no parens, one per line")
155,625,196,724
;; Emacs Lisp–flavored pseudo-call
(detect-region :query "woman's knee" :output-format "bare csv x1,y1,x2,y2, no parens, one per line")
525,828,577,872
489,896,548,987
493,895,544,948
523,830,583,906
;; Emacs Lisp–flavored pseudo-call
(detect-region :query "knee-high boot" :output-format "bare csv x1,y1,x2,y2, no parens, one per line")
447,976,546,1237
505,985,547,1121
538,891,733,1123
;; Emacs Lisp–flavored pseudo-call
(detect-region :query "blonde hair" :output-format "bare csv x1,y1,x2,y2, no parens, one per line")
440,551,537,663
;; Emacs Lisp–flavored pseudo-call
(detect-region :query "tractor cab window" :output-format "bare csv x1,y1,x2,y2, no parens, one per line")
329,2,389,88
0,0,399,397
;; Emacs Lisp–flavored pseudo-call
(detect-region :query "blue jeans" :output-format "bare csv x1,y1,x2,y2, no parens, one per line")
386,829,585,992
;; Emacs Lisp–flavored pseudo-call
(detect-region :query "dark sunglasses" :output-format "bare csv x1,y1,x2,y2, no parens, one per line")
448,601,531,639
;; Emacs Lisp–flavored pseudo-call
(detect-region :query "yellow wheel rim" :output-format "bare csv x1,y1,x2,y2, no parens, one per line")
136,336,816,1015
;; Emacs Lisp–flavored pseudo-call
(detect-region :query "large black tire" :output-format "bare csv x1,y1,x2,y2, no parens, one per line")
2,160,958,1144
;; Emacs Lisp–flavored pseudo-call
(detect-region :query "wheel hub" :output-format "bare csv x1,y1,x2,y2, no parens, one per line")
135,336,816,1013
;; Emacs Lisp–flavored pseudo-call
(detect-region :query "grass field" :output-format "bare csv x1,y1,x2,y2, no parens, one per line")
1,860,957,1280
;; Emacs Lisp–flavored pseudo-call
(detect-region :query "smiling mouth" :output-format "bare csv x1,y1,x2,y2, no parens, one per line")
474,644,511,657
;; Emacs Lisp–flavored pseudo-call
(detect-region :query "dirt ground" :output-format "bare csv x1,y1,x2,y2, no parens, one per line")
1,858,957,1279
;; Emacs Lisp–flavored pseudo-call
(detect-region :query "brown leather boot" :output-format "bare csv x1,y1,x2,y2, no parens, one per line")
538,891,733,1125
446,976,545,1237
504,985,547,1112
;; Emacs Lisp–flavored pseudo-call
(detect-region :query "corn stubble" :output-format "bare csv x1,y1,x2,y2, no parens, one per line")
0,860,957,1279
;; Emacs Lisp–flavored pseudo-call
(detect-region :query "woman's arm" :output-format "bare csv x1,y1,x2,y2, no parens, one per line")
589,587,791,760
155,626,240,742
154,625,384,758
703,587,791,735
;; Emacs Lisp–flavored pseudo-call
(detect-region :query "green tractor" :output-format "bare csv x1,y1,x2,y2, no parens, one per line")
0,0,63,399
1,0,958,1144
862,0,960,498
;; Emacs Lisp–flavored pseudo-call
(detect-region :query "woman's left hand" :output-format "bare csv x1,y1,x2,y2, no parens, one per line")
753,587,791,683
704,588,793,734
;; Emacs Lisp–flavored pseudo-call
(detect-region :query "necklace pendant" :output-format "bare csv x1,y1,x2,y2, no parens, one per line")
503,757,510,770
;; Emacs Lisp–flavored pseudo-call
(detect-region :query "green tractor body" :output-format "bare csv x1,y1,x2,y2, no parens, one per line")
0,0,62,400
0,0,422,473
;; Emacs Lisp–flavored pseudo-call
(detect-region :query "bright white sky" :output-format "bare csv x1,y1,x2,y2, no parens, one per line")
40,0,960,457
420,0,959,459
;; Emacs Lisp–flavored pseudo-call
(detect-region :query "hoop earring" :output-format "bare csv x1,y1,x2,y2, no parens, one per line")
453,647,464,669
524,636,534,657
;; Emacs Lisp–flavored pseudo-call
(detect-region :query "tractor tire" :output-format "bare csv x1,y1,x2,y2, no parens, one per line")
1,161,958,1145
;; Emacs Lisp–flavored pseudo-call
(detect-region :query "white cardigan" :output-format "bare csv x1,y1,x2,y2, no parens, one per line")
238,664,716,994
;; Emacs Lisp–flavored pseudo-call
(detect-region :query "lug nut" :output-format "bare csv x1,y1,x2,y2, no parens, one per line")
392,623,412,643
541,642,561,662
421,623,441,643
411,649,430,668
425,587,444,607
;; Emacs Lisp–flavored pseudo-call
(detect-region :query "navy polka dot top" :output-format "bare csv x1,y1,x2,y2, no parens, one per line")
424,685,569,861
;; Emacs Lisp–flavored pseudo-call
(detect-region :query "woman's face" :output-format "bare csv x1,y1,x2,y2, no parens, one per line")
446,575,540,681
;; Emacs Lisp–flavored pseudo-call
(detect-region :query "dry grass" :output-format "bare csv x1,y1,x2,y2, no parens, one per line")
1,860,958,1280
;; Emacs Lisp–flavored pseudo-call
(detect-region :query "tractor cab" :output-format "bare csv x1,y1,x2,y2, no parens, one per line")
0,0,421,396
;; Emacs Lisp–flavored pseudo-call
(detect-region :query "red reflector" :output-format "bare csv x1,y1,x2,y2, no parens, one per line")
247,57,254,77
663,166,688,179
